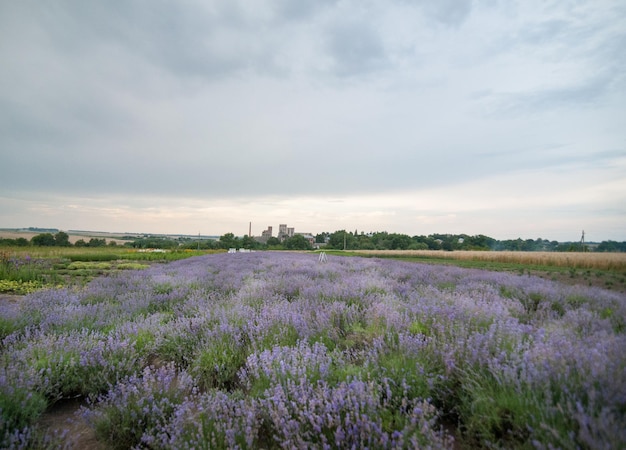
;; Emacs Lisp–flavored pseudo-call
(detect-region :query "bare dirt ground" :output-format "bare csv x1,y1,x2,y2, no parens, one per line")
530,269,626,293
38,398,105,449
0,294,23,314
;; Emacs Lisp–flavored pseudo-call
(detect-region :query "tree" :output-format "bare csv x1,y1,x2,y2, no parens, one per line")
219,233,238,249
328,230,356,250
31,233,56,246
0,237,30,247
54,231,71,247
266,237,281,247
284,234,312,250
355,233,374,249
129,237,178,249
409,241,428,250
597,240,626,252
88,238,107,247
241,235,261,250
388,233,411,250
315,232,329,244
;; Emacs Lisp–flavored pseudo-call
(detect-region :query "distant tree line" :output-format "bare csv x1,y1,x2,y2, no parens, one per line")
315,230,626,253
1,231,625,252
0,232,117,248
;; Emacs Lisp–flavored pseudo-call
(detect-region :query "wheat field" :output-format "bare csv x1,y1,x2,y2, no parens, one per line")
351,250,626,271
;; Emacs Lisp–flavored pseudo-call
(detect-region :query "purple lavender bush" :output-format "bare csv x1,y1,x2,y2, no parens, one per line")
1,251,624,448
81,364,195,450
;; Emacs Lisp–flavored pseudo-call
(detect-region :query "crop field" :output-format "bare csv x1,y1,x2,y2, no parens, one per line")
349,250,626,270
1,252,625,448
0,248,215,294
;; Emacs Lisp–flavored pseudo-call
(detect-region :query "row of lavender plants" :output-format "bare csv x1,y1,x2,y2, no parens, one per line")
1,252,625,449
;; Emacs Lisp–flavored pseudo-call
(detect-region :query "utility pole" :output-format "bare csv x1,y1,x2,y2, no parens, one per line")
580,230,585,252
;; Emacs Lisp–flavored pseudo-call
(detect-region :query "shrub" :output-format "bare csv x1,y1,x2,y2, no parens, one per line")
82,364,195,450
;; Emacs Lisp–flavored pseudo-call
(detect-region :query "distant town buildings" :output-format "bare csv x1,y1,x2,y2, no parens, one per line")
261,226,273,240
254,223,316,247
278,224,295,241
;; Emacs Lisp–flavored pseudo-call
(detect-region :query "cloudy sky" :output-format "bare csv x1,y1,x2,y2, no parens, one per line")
1,0,625,241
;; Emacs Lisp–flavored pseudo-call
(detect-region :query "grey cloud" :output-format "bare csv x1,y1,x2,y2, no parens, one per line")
483,75,611,117
412,0,473,27
517,19,570,46
12,2,266,81
0,0,624,239
325,20,388,77
269,0,338,21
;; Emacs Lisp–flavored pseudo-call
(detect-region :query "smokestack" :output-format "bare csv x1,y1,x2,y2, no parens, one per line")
249,222,252,237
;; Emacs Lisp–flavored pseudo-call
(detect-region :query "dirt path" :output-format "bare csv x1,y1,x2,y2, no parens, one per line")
38,398,105,449
0,293,24,314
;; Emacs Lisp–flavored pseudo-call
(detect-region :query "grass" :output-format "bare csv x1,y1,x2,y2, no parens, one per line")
2,246,221,261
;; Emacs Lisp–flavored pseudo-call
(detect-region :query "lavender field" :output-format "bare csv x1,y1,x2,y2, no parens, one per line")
1,252,625,449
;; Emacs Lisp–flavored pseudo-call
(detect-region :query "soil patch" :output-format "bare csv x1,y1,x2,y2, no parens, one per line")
0,293,24,314
38,398,105,450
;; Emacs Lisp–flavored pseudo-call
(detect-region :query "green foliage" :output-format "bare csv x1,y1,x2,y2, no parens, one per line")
128,236,178,249
176,412,244,449
191,335,249,391
0,316,19,340
283,234,313,250
596,240,626,252
599,307,625,333
326,361,366,385
157,333,202,367
0,387,48,445
0,237,29,246
0,258,38,281
408,319,432,336
54,232,71,247
67,253,119,262
240,235,262,250
67,261,112,270
454,368,584,448
24,338,140,401
31,233,56,246
258,323,300,350
153,282,174,295
266,236,281,247
89,367,192,450
218,233,239,249
377,349,437,404
458,370,537,446
327,230,357,250
130,329,157,355
88,238,107,247
0,279,45,294
116,262,149,270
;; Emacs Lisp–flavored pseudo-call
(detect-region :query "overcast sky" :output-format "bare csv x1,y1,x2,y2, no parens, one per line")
1,0,625,241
